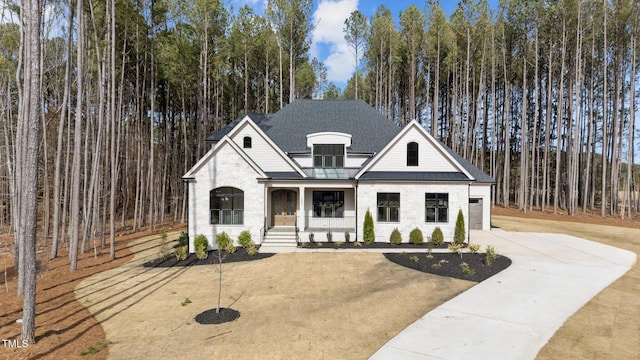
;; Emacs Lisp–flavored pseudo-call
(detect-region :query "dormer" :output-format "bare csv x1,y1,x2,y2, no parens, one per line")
307,132,352,168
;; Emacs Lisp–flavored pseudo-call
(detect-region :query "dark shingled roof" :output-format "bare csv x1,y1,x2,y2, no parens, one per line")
263,172,304,179
437,142,496,183
263,100,400,153
204,100,494,184
359,171,471,181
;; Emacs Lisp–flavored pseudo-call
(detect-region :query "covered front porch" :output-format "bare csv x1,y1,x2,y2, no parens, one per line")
264,184,357,245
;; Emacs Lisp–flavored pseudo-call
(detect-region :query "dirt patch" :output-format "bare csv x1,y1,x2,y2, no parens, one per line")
491,211,640,360
0,225,184,360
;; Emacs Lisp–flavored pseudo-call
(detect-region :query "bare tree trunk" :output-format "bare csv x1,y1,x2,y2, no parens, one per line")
109,0,117,259
69,0,84,270
554,20,566,214
583,35,596,213
601,0,608,217
51,2,73,259
625,34,635,219
529,30,539,212
17,0,43,343
501,26,511,208
542,41,553,212
519,49,527,211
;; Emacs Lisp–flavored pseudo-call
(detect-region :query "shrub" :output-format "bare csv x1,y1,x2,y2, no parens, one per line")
225,242,237,254
174,245,188,261
178,231,189,247
363,208,375,244
469,243,481,254
327,230,333,242
390,228,402,245
485,245,497,266
460,262,475,276
194,234,209,260
454,209,465,245
344,231,350,243
431,227,444,245
409,255,419,263
448,243,463,257
409,228,424,245
215,232,231,250
246,243,258,256
238,230,253,248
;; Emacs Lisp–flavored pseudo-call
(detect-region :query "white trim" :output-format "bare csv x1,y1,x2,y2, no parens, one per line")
182,135,268,180
354,120,475,180
227,116,307,178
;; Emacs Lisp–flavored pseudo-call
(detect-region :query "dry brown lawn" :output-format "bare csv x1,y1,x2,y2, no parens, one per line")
75,235,473,360
1,208,638,359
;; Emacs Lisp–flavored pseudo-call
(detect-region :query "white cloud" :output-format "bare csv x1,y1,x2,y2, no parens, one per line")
311,0,358,83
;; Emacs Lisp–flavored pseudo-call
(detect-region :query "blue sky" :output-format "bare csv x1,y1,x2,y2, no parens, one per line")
235,0,483,88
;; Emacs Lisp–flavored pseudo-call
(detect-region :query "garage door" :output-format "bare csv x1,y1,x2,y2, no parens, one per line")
469,198,483,230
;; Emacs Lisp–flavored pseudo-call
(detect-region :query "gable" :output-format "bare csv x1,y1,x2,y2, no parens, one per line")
182,136,266,181
229,119,299,173
357,121,471,178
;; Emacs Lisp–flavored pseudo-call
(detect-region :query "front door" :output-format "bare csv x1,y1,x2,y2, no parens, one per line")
272,190,297,226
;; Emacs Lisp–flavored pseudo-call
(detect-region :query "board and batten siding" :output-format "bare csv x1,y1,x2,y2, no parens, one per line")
188,143,265,252
356,182,470,243
366,130,459,173
230,122,295,172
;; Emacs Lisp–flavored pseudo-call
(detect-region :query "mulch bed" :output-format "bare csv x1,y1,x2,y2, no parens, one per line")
384,252,512,282
143,247,274,268
195,308,241,325
298,241,464,250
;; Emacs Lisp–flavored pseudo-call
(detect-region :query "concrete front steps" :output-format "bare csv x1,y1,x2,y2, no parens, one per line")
260,227,298,252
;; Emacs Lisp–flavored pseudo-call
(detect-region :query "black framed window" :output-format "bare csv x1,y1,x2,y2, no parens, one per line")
210,187,244,224
425,193,448,222
243,136,252,148
313,191,344,218
377,193,400,222
407,142,418,166
313,144,344,168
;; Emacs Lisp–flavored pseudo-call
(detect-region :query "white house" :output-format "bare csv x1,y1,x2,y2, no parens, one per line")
182,100,494,250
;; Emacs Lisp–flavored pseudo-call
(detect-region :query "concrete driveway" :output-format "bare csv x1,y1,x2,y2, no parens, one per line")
371,229,637,360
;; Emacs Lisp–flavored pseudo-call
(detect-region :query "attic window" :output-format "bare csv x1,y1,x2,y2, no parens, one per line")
313,144,344,168
243,136,252,148
407,142,418,166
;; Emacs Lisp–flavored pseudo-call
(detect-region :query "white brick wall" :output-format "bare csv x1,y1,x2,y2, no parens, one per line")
188,144,265,252
356,182,470,243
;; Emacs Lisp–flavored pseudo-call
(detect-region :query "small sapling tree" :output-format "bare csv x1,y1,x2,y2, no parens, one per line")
214,232,233,313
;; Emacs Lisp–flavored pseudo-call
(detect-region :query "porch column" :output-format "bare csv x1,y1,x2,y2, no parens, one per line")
298,186,306,230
